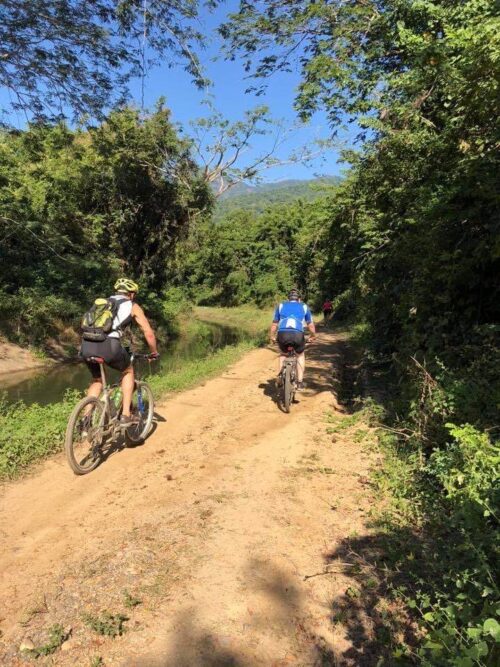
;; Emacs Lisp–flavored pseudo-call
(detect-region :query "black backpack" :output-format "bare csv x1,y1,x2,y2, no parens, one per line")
81,297,125,342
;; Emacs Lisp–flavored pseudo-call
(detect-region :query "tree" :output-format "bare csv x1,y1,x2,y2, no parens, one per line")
0,0,215,122
141,101,332,198
189,104,330,196
221,0,499,136
0,105,211,341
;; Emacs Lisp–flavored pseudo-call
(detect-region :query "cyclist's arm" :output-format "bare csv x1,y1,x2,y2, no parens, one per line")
304,306,316,340
132,303,158,355
270,320,279,342
270,304,281,342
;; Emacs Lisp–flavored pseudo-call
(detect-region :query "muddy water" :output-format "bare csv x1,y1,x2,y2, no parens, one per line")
3,322,248,406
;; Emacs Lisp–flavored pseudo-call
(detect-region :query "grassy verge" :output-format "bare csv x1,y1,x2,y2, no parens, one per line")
148,339,258,398
194,305,270,339
0,309,268,480
328,328,500,665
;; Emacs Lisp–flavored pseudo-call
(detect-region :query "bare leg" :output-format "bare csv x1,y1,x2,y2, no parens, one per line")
83,379,103,416
121,366,135,417
296,352,305,382
279,355,286,373
87,379,102,399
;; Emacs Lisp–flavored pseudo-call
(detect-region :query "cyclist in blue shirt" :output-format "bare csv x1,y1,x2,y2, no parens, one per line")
270,288,316,391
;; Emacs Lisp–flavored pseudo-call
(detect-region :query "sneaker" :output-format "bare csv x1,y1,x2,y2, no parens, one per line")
78,415,91,438
119,414,138,428
277,373,284,387
296,381,305,392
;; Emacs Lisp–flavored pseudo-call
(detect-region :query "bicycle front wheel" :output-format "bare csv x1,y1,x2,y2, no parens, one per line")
126,382,154,445
65,396,106,475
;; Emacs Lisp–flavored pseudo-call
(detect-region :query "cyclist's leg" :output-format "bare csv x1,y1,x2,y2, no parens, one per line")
294,333,307,383
81,342,104,401
276,331,288,376
121,367,134,417
105,340,133,417
87,378,103,399
296,352,305,382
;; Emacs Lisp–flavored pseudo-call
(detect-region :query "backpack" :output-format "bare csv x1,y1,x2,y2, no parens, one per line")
81,297,124,342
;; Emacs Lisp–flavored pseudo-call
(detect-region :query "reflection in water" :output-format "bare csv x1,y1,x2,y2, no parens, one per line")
3,322,248,407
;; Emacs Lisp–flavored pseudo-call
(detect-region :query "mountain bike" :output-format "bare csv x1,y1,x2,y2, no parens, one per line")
279,345,299,413
65,353,157,475
275,338,314,413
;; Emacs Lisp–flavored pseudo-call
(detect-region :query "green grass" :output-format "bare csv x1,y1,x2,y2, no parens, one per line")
22,624,69,657
83,611,129,637
194,305,270,339
0,310,267,479
0,391,80,479
148,339,258,397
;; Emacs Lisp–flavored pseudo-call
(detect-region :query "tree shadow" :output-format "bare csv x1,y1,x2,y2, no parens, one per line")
123,608,250,666
124,558,330,666
318,529,422,666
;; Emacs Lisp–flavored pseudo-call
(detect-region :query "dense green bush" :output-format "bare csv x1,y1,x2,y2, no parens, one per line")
373,419,499,665
169,195,335,308
0,106,211,345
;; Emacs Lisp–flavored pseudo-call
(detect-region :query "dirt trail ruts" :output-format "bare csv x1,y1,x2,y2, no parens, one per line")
0,330,382,666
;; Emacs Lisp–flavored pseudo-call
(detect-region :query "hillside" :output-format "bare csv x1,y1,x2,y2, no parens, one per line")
214,176,340,221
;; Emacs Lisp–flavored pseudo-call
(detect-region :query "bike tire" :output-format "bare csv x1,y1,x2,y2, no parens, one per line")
126,381,155,445
283,364,293,413
65,396,105,475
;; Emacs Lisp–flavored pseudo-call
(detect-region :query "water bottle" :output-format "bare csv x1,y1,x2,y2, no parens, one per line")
137,388,145,416
110,388,122,417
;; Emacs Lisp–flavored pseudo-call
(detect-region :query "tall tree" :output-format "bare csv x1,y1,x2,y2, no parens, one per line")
0,0,216,122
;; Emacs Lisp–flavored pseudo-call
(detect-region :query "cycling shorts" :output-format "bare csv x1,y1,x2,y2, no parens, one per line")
277,330,306,354
81,337,131,378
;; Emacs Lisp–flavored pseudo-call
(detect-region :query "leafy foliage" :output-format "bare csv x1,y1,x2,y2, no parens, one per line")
171,194,336,307
22,624,70,657
0,0,214,121
83,611,129,637
0,104,211,344
218,0,499,661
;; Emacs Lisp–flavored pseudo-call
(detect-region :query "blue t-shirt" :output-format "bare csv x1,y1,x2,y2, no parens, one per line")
273,301,313,333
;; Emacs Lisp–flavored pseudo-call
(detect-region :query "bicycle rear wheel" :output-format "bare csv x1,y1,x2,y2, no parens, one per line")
65,396,106,475
283,364,293,413
126,381,154,445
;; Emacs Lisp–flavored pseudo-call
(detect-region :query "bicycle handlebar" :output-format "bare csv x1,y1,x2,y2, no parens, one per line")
132,353,160,361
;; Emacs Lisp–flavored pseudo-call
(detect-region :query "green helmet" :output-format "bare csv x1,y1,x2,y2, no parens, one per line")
114,277,139,293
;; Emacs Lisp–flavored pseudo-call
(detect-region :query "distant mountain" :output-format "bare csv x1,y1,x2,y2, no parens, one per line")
214,176,340,220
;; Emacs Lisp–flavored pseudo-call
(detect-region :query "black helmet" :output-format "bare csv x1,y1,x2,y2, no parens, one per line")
288,288,300,301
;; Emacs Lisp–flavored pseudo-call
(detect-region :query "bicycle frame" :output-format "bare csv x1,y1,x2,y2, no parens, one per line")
87,356,128,441
98,366,121,437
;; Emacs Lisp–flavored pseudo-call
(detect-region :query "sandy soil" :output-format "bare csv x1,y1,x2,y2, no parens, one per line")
0,331,389,666
0,339,50,375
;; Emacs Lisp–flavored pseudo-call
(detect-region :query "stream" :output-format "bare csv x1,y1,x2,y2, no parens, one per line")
2,321,249,406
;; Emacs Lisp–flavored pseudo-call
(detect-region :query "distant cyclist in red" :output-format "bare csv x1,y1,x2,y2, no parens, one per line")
322,299,333,323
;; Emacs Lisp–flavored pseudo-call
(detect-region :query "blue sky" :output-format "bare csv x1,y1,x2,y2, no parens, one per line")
0,1,354,182
126,1,353,182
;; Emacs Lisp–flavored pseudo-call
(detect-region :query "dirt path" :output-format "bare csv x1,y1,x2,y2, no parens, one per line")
0,331,385,666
